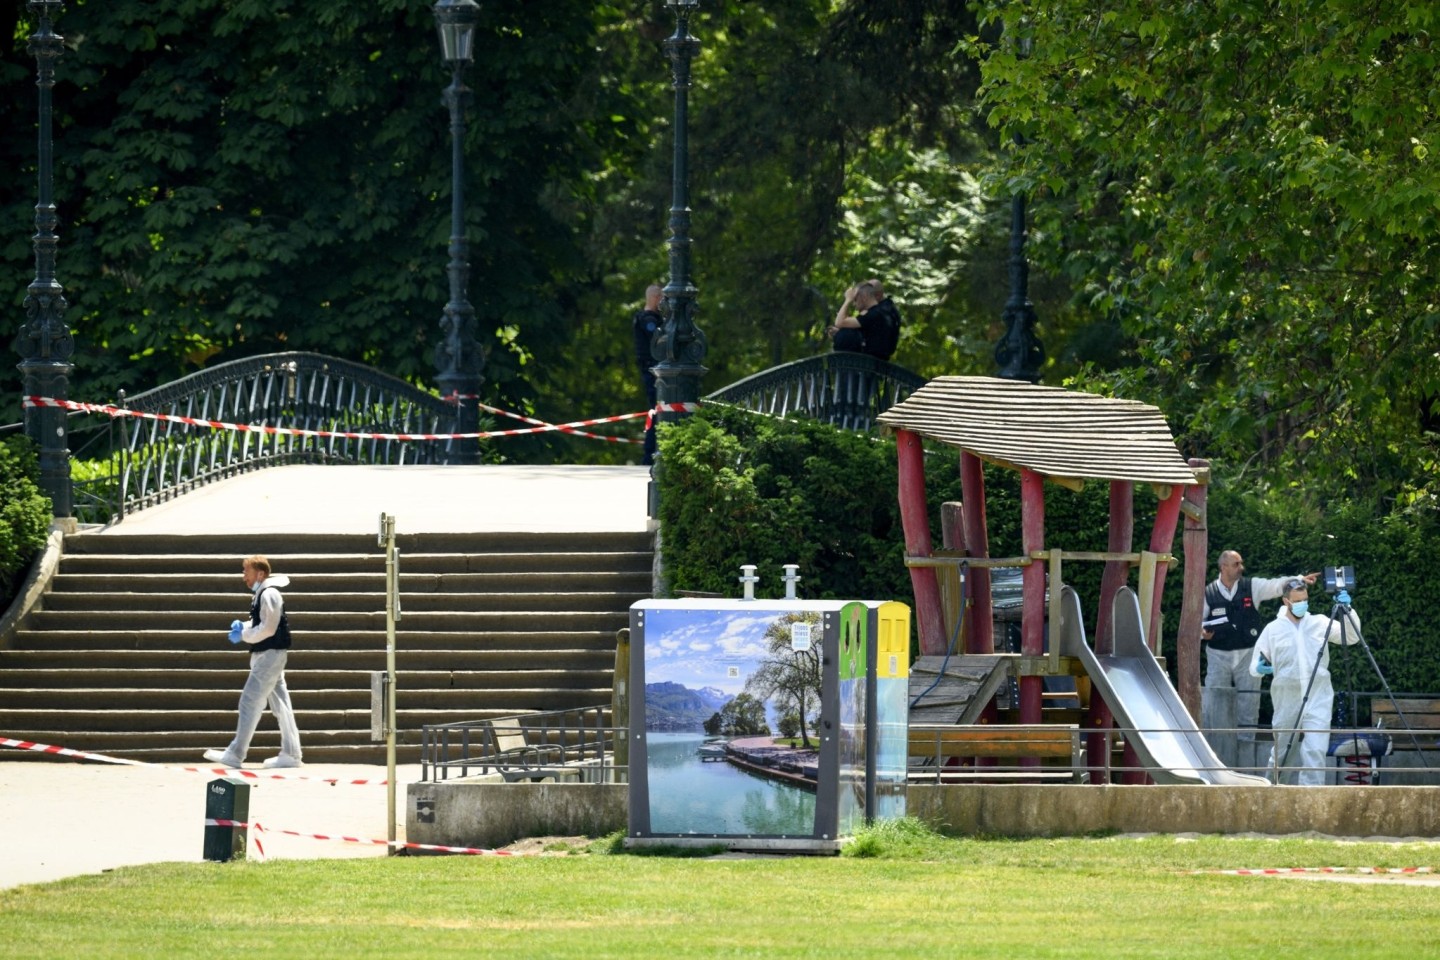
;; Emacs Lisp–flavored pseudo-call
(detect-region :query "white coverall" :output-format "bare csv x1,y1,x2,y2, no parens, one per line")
1250,605,1360,785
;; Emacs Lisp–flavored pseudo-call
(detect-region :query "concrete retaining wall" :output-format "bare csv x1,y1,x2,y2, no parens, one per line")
408,780,628,850
407,779,1440,849
907,784,1440,838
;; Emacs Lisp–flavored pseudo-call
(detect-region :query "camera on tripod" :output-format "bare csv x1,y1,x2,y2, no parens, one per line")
1323,565,1356,593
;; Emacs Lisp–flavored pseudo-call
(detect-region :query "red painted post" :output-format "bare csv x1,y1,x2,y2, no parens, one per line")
1147,485,1185,652
896,429,946,655
959,451,993,655
940,501,969,652
1087,480,1132,784
1019,469,1045,743
1121,484,1184,784
1094,481,1133,657
1177,460,1210,723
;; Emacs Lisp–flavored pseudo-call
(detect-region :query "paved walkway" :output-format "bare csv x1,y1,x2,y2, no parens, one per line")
91,463,652,535
0,759,429,889
2,463,653,888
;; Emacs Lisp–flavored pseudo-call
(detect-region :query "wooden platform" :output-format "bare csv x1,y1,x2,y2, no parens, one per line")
907,655,1012,724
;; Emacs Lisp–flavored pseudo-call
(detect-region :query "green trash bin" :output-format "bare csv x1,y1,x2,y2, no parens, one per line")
204,777,250,862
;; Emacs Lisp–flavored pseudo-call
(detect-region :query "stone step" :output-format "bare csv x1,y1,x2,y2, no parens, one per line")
0,729,426,764
0,649,616,671
8,629,620,652
50,570,652,594
1,525,644,763
61,530,652,556
0,703,606,732
0,668,614,690
26,609,628,632
39,590,648,614
0,686,612,710
57,551,654,576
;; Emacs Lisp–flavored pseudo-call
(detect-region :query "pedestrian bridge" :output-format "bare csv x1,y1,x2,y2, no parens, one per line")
57,350,926,526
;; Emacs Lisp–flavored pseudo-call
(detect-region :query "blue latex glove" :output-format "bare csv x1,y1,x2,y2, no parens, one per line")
228,620,244,644
1256,657,1274,676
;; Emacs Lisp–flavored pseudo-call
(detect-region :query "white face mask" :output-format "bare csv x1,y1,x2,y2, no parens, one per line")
1289,600,1309,618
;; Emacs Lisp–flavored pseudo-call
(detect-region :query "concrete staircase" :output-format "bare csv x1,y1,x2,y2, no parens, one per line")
0,530,651,763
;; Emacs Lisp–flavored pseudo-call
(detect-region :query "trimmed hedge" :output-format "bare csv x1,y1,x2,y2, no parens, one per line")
0,436,54,606
656,409,1440,693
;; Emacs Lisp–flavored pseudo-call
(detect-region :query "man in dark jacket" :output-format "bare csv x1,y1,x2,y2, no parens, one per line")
633,285,663,465
1201,550,1315,757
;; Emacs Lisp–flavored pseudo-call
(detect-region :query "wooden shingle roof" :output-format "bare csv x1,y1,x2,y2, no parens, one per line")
876,376,1197,487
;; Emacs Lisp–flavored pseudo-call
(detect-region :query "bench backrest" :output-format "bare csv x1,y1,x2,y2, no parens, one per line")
908,724,1080,761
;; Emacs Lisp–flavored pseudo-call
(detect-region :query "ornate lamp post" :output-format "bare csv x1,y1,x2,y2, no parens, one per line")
992,191,1045,382
15,0,74,519
652,0,708,428
432,0,483,463
993,32,1044,383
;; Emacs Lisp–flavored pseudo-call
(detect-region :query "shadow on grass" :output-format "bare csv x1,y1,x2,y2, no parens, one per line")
586,830,727,858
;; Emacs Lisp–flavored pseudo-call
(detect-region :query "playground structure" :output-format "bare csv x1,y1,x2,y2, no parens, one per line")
879,375,1260,785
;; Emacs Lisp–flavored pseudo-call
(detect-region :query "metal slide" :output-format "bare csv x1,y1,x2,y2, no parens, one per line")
1060,585,1270,785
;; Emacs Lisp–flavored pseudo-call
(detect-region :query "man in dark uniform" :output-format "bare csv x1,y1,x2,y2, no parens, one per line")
633,285,663,465
1201,550,1316,761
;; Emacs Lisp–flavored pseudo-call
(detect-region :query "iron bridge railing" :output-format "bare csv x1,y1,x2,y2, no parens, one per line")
705,353,927,431
67,352,461,523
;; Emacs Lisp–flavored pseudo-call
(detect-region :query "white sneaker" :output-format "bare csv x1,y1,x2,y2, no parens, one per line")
262,755,304,769
203,748,243,767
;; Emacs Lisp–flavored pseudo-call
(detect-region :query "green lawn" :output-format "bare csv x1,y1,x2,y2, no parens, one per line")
2,822,1436,959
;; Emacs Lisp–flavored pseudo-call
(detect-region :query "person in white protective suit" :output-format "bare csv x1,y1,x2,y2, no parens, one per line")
1249,577,1360,785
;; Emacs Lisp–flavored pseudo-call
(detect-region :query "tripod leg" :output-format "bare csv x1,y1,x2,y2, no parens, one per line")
1349,627,1430,765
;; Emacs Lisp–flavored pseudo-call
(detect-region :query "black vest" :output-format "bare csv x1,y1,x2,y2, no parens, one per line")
249,586,292,653
1203,576,1262,651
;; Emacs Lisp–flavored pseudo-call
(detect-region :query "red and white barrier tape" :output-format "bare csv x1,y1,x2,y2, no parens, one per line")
1,737,386,786
0,737,147,767
1216,866,1434,876
23,396,644,444
644,401,702,431
471,400,645,444
204,819,515,857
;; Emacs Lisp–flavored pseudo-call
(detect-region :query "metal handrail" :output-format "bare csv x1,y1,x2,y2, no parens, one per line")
706,353,928,432
101,352,461,518
422,704,623,782
906,723,1433,784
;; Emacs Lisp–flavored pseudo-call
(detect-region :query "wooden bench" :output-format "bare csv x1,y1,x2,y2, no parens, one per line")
1372,698,1440,750
429,720,575,782
908,724,1086,783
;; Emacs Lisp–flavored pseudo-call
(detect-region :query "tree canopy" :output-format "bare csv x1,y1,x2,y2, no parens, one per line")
2,0,645,426
4,2,1032,460
3,1,1435,509
970,0,1440,507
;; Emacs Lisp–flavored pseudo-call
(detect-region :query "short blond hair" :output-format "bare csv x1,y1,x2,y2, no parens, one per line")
244,555,272,577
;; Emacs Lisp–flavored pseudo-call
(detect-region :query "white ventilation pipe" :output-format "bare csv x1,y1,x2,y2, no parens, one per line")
782,564,801,599
739,564,759,600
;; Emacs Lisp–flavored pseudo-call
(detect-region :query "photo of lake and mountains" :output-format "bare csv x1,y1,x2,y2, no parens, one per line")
639,605,827,838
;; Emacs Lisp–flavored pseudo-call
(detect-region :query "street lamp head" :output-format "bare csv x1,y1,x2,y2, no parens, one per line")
433,0,481,65
667,0,700,8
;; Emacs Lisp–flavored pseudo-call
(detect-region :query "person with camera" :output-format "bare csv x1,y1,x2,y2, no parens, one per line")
1200,551,1316,757
1249,576,1361,785
827,282,876,353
